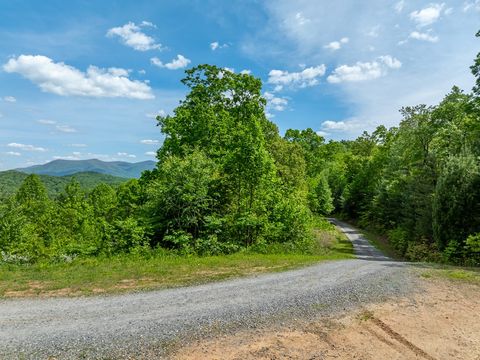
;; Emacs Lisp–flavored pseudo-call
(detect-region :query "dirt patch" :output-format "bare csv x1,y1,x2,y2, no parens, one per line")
174,278,480,360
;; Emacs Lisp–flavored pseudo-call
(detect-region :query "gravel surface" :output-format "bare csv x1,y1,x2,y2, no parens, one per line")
0,219,413,359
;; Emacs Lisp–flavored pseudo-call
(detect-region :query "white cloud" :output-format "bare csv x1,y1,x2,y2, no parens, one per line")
37,118,76,133
268,65,326,89
145,151,156,156
7,142,46,152
106,21,162,51
410,3,445,27
138,69,146,75
319,118,364,133
37,119,56,125
327,56,401,83
463,0,480,12
53,155,80,160
146,109,166,119
3,55,154,99
55,124,77,133
316,130,329,137
321,120,348,130
6,151,21,156
409,31,439,42
210,41,228,51
70,143,87,147
140,139,160,145
264,92,288,111
240,69,251,75
257,0,478,140
117,152,136,158
3,96,16,102
295,12,310,25
150,54,191,70
140,21,156,28
394,0,405,13
324,37,349,51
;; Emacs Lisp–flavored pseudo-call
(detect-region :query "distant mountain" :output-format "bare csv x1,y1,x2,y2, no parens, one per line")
17,159,156,178
0,170,128,198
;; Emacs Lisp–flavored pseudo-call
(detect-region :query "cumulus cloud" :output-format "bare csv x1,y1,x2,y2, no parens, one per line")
316,130,329,137
117,152,136,158
264,92,288,111
8,142,46,152
150,54,191,70
321,121,348,130
327,56,401,83
3,96,16,102
324,37,349,51
6,151,21,156
409,31,439,42
319,119,364,133
106,21,162,51
240,69,251,75
145,151,156,156
410,3,445,27
3,55,154,99
268,65,326,89
140,139,160,145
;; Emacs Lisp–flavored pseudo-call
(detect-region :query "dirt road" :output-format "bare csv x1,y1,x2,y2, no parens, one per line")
0,219,410,359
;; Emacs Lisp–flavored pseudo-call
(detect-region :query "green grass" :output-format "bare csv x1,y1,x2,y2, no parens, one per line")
360,228,402,260
419,265,480,284
0,220,354,298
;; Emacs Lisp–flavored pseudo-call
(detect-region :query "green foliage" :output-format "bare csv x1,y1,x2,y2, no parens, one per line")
3,44,480,266
144,64,312,252
0,170,126,198
433,155,480,251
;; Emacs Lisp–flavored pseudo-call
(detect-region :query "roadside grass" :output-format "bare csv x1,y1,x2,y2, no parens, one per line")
0,218,353,298
332,215,401,260
418,265,480,284
360,229,402,260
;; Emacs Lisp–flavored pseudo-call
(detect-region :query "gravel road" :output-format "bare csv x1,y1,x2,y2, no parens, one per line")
0,219,412,359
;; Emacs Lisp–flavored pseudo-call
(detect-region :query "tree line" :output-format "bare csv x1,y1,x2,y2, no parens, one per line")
1,32,479,265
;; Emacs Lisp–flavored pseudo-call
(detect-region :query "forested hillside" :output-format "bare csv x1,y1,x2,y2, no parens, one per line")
1,33,479,266
0,170,127,198
18,159,156,178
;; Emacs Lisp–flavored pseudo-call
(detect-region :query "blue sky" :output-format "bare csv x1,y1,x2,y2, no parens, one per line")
0,0,479,170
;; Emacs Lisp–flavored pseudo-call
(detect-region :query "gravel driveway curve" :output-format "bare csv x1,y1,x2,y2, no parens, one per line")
0,219,412,359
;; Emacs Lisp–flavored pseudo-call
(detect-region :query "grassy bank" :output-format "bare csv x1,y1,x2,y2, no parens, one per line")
419,265,480,284
0,219,353,298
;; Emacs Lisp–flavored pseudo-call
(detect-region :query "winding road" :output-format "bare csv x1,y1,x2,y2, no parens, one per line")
0,219,411,359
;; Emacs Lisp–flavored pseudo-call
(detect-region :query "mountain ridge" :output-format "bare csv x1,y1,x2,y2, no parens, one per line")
16,158,156,178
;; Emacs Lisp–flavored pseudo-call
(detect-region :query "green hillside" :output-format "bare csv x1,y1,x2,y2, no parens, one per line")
0,170,127,198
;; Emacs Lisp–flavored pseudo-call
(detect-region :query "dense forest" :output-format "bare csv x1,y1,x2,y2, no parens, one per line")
1,33,479,266
0,170,126,198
